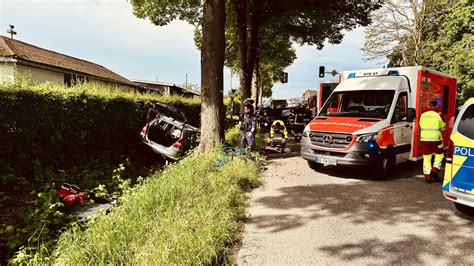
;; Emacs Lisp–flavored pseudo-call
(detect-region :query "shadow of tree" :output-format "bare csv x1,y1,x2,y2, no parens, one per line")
248,161,474,263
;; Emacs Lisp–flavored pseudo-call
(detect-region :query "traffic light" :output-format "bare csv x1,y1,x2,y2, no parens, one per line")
319,66,325,78
279,71,288,83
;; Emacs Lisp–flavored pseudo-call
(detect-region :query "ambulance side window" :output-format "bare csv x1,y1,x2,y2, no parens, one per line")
458,105,474,139
392,92,408,123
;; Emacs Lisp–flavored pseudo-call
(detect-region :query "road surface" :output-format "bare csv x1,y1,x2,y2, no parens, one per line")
237,156,474,265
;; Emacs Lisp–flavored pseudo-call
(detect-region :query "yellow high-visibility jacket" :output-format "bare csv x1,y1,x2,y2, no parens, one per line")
420,110,445,141
270,120,288,138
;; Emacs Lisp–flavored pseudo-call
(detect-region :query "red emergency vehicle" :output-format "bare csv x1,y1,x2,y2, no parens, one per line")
301,66,457,179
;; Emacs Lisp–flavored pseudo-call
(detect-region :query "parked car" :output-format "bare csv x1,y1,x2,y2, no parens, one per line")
139,102,200,160
443,97,474,215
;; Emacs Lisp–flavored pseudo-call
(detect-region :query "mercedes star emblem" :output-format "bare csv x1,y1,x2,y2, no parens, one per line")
322,135,333,144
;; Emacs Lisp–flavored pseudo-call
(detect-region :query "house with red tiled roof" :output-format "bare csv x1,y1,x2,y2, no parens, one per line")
0,36,135,88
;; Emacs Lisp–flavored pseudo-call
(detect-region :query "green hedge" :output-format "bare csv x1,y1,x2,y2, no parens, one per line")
0,81,200,262
0,81,200,185
52,151,259,265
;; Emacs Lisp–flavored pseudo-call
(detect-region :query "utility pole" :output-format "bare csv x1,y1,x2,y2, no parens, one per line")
185,73,188,88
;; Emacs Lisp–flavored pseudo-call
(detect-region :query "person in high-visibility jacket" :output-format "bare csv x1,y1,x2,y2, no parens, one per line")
270,120,288,149
419,100,446,183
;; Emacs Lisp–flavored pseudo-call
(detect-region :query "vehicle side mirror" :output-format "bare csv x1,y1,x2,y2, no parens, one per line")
407,108,416,122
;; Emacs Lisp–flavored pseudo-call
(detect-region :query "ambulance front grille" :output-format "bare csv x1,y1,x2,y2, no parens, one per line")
309,131,353,149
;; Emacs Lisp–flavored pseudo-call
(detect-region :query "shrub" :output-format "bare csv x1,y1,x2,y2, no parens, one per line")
225,125,266,147
0,80,200,263
52,150,260,265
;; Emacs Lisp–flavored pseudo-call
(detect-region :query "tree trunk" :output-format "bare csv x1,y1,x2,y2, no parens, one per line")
233,0,249,114
199,0,226,152
245,10,260,103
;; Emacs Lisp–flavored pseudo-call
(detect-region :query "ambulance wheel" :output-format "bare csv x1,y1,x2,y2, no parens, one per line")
454,203,474,216
371,154,395,180
308,161,323,171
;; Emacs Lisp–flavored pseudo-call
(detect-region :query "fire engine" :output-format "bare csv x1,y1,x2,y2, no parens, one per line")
301,66,457,179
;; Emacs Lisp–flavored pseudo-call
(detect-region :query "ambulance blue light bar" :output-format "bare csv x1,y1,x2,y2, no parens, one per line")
347,70,400,78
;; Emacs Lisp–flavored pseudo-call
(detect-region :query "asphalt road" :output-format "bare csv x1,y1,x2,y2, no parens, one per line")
237,156,474,265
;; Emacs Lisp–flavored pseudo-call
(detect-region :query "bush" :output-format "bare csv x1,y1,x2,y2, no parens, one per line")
225,125,266,147
0,80,200,263
52,150,260,265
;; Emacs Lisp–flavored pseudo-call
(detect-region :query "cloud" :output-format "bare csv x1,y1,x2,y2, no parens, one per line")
0,0,381,98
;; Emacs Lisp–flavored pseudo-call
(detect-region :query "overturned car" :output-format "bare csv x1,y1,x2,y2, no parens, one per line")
139,102,200,160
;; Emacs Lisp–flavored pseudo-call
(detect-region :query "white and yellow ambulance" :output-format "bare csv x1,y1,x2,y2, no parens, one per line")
443,98,474,215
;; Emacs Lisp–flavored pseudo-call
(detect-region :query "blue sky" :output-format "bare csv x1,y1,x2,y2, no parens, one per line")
0,0,380,98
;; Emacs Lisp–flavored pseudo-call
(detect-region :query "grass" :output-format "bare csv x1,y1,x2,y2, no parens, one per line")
52,150,260,265
225,125,266,147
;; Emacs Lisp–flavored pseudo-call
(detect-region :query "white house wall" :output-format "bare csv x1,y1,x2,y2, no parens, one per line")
0,62,15,83
16,64,64,85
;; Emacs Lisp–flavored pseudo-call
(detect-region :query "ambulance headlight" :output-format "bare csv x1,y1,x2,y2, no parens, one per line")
302,125,310,138
356,133,378,143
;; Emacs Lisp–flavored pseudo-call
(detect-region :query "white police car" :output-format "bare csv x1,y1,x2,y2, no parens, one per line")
443,98,474,215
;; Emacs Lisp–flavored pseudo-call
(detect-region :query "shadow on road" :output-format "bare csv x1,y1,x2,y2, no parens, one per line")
250,160,474,263
312,160,423,181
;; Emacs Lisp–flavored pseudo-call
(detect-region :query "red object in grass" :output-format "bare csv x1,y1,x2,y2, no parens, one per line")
63,193,88,208
58,183,80,199
58,183,88,208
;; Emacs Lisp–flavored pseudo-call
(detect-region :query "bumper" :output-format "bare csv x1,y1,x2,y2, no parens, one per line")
140,138,181,160
443,190,474,208
300,137,383,167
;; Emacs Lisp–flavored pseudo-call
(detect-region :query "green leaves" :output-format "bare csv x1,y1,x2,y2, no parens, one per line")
131,0,202,26
419,0,474,101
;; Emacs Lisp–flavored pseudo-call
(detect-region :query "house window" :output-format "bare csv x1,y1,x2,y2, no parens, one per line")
64,73,73,87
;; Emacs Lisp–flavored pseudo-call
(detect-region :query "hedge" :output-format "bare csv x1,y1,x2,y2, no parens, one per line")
52,150,259,265
0,80,200,263
0,81,200,185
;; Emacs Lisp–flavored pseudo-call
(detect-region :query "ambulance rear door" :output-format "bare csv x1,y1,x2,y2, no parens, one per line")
412,70,457,159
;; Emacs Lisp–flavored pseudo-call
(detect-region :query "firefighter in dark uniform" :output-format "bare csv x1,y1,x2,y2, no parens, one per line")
240,102,257,150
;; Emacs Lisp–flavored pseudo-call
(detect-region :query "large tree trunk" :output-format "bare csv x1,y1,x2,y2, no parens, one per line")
233,0,249,114
199,0,226,152
245,6,261,104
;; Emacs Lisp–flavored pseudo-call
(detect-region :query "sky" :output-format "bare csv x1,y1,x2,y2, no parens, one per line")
0,0,380,98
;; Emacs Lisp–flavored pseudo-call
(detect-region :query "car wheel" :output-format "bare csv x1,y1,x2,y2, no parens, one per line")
308,161,323,171
371,153,395,180
454,203,474,216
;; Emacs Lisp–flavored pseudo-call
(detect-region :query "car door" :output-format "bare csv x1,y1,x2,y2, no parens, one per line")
450,103,474,193
391,91,412,163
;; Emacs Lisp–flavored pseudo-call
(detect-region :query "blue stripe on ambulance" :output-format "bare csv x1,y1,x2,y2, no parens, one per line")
451,146,474,193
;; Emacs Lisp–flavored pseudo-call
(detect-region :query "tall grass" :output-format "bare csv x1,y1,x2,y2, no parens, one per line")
52,150,260,265
225,125,266,147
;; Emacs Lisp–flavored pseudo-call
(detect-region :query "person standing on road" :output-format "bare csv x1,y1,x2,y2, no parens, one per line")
419,100,446,183
270,120,289,151
240,102,257,151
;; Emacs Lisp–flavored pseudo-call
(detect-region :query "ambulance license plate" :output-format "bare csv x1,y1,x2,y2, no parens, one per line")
315,157,337,165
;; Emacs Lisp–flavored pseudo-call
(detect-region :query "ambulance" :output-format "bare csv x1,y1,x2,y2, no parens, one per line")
442,98,474,215
301,66,457,179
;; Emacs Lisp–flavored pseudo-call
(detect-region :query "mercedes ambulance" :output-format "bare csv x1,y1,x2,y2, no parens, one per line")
442,98,474,215
301,66,457,179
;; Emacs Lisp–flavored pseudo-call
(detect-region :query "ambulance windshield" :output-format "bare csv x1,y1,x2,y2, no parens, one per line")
319,90,395,118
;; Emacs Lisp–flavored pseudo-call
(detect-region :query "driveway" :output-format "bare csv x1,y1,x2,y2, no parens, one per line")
237,156,474,265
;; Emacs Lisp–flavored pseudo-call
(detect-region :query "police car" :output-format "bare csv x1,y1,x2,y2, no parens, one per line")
443,98,474,215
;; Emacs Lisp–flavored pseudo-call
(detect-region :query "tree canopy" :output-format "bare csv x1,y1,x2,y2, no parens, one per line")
229,0,380,108
419,0,473,100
